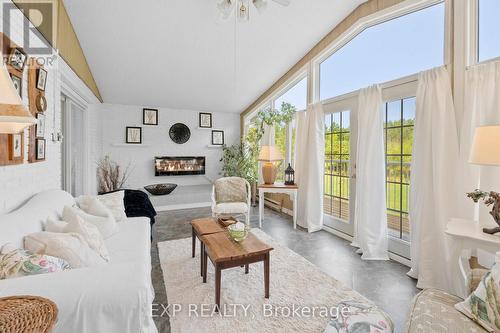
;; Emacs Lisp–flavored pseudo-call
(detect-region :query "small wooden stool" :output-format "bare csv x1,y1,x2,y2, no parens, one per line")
0,295,58,333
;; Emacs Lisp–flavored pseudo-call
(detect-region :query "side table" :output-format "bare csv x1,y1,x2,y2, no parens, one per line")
258,183,298,229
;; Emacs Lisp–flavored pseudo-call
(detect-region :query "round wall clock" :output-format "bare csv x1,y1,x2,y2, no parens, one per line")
169,123,191,144
36,94,47,112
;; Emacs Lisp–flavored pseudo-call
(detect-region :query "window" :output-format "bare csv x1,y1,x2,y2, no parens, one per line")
320,3,445,100
478,0,500,62
384,97,415,241
324,111,351,221
273,76,307,180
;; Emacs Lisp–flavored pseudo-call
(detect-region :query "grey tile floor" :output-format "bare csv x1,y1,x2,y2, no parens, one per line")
151,206,419,333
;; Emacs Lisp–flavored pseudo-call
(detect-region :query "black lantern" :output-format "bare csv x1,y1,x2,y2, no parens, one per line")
284,163,295,185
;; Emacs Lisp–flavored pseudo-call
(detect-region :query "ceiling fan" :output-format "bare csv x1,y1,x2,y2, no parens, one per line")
217,0,291,21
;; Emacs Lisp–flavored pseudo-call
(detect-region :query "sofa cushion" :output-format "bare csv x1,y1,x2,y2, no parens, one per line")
212,202,249,215
0,249,71,279
63,206,118,239
63,215,110,262
405,289,486,332
44,218,68,233
24,232,106,268
96,191,127,222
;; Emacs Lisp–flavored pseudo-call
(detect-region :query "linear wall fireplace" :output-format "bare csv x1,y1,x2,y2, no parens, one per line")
155,156,205,176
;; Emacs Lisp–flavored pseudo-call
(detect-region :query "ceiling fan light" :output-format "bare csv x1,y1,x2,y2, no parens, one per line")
253,0,267,13
217,0,234,20
237,0,250,22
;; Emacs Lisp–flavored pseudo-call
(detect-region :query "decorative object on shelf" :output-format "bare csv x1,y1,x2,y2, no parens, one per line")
169,123,191,144
0,55,36,134
10,74,22,98
126,126,142,144
144,183,177,196
35,138,45,160
284,163,295,185
36,113,45,137
211,130,224,145
8,133,22,161
199,112,212,128
468,125,500,234
143,108,158,125
36,68,47,91
35,94,47,112
217,0,290,21
96,155,131,193
258,145,283,185
467,190,500,234
8,47,27,71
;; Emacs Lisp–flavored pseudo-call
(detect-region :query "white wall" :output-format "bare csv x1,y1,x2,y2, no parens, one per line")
0,0,99,213
96,103,240,189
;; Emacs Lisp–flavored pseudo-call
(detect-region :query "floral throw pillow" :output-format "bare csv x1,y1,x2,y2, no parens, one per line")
324,301,393,333
455,258,500,333
0,249,71,279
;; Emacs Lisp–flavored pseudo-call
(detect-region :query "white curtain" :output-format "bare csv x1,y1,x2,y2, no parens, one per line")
352,85,389,260
295,102,325,232
407,67,459,291
457,61,500,223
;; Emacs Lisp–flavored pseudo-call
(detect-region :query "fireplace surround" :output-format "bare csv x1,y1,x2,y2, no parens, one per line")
155,156,205,176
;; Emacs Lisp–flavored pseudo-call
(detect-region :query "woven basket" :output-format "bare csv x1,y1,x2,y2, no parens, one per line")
0,295,58,333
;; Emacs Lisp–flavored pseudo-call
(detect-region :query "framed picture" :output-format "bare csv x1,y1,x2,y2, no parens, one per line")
126,126,142,144
36,68,48,91
35,138,46,160
199,112,212,128
143,108,158,125
36,94,47,112
8,133,23,161
10,74,22,98
9,48,27,71
211,130,224,145
36,113,46,138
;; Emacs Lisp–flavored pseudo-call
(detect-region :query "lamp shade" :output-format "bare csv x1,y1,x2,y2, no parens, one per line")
258,145,283,161
469,125,500,166
0,61,36,134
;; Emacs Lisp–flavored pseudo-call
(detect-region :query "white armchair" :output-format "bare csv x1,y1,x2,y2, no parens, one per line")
211,177,251,225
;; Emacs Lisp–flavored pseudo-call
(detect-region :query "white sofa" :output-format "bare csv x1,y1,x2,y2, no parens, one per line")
0,189,157,333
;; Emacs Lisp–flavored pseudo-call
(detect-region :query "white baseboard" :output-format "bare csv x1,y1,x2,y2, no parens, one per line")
322,225,411,268
155,202,212,212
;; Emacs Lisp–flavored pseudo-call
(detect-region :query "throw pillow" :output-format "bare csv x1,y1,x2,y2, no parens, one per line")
0,248,71,279
455,254,500,332
44,218,68,233
24,232,106,268
63,215,110,261
63,205,118,239
324,301,393,333
96,191,127,222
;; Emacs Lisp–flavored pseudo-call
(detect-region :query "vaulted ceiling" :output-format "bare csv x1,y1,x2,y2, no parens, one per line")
63,0,366,113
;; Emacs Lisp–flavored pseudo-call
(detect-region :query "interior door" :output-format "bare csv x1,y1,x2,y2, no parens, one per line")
61,95,86,197
322,95,357,236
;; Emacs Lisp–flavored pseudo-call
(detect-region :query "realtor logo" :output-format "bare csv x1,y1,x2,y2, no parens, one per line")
3,1,56,54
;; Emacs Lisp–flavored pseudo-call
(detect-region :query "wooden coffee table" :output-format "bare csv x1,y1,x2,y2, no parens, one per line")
201,232,273,310
191,218,225,276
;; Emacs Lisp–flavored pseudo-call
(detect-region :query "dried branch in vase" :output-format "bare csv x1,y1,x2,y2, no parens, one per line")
97,156,131,193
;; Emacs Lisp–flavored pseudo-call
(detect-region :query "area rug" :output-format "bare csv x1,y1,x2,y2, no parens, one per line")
158,229,372,333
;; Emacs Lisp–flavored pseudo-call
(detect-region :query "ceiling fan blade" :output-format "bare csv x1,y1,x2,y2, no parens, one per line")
271,0,291,6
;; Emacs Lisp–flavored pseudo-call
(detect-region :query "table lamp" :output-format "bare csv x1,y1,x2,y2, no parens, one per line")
0,61,36,133
258,145,283,185
467,125,500,234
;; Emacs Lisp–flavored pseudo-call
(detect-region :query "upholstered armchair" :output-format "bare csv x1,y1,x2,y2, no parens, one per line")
211,177,251,225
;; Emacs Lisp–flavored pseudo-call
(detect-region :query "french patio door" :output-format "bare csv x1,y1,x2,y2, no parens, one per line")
323,95,358,236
